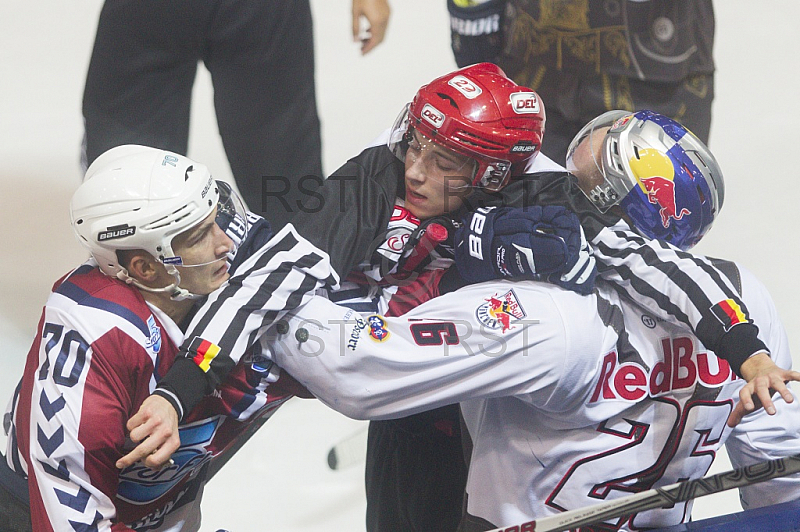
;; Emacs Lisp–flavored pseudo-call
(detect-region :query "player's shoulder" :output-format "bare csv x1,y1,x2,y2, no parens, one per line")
341,144,402,182
48,261,160,340
55,262,143,308
417,279,602,333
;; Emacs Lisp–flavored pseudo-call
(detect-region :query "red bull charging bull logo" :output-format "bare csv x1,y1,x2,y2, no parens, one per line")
476,289,527,333
630,149,690,228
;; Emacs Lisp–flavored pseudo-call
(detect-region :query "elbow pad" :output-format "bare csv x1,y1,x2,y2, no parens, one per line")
448,0,506,67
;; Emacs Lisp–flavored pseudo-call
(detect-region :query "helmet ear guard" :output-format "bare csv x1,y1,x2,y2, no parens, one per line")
390,63,546,191
566,110,724,250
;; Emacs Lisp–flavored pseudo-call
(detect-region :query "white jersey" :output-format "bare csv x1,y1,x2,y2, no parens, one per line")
269,262,800,530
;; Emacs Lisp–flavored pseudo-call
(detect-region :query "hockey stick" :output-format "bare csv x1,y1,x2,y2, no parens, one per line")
326,426,368,471
484,453,800,532
397,222,449,274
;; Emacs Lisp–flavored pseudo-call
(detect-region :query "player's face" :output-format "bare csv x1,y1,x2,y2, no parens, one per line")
569,126,611,196
170,207,235,295
404,131,475,219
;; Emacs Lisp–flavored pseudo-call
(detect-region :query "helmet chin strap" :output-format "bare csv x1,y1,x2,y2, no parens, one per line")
117,266,204,301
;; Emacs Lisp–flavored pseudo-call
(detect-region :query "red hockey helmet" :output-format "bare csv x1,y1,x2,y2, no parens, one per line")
391,63,545,191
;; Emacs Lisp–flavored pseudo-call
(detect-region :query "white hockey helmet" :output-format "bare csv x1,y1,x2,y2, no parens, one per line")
71,145,244,296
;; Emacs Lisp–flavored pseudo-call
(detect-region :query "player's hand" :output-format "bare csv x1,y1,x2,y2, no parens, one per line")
352,0,390,54
455,205,597,294
726,352,800,427
116,395,180,469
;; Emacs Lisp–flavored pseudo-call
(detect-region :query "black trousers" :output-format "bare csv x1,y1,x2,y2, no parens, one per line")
365,404,468,532
82,0,323,229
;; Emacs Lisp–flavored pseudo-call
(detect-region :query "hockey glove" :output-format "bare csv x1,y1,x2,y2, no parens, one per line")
454,205,597,294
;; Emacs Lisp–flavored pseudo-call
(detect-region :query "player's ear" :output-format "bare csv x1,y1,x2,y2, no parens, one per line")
120,250,161,283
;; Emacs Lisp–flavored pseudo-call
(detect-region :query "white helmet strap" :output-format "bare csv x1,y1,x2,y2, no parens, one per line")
116,264,204,301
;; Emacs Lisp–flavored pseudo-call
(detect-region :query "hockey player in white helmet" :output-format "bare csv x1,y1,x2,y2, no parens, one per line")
72,144,246,302
2,145,317,532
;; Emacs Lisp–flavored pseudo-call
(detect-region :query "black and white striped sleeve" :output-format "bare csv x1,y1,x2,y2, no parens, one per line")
154,224,339,419
591,220,768,376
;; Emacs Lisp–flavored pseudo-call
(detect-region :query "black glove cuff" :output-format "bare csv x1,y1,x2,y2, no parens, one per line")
155,357,214,421
714,323,769,378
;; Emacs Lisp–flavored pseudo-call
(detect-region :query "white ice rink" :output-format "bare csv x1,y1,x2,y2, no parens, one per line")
2,1,800,529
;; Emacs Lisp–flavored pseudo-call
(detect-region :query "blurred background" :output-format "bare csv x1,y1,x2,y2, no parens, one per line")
1,1,799,529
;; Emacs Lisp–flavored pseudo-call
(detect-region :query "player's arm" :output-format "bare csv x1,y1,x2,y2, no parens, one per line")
20,309,136,531
722,265,800,507
122,155,400,467
448,0,505,67
156,158,398,417
589,220,797,413
476,172,795,416
269,282,600,420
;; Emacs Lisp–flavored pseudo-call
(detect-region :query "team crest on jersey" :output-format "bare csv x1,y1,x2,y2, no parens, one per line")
367,315,390,342
476,289,526,333
146,315,162,354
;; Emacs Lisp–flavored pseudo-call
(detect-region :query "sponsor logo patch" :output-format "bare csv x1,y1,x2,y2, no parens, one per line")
611,114,634,131
146,315,162,354
367,315,391,342
476,289,526,333
421,103,446,129
510,92,540,114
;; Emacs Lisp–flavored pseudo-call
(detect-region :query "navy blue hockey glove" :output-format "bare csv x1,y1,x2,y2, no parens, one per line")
455,206,597,294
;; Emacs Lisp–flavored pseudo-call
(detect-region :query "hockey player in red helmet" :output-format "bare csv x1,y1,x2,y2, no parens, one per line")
388,62,547,219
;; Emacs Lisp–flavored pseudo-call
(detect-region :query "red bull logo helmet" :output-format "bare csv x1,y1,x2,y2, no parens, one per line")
566,110,724,250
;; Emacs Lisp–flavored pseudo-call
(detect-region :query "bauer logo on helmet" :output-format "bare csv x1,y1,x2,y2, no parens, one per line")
98,224,136,242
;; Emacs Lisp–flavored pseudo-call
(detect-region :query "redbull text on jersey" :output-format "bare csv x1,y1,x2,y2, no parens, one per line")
590,337,736,403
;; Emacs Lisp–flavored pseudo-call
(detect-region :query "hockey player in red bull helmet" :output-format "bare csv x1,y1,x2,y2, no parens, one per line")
566,109,723,250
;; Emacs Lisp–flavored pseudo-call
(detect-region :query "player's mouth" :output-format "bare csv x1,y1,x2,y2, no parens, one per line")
214,263,229,278
406,187,427,205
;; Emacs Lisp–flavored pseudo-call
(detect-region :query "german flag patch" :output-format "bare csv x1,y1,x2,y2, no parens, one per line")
711,299,748,331
188,337,221,373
